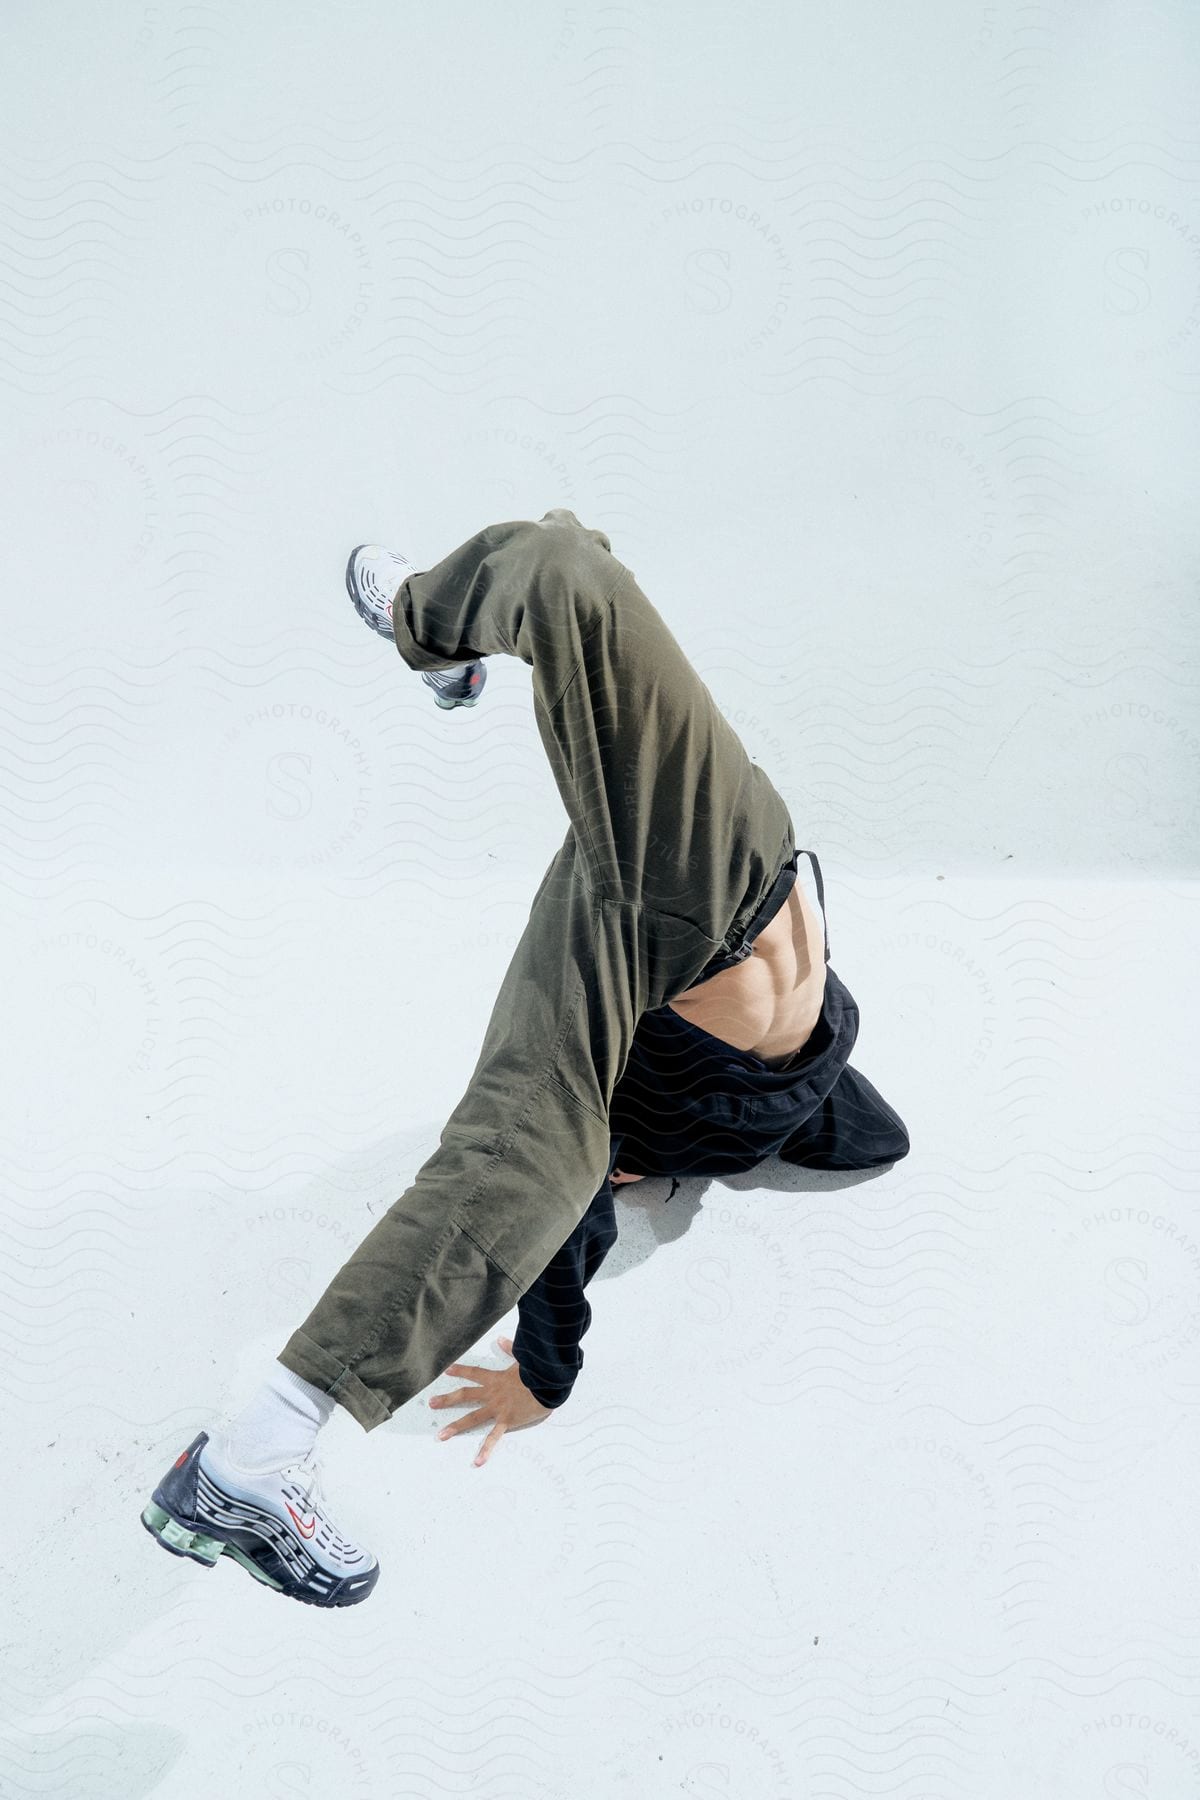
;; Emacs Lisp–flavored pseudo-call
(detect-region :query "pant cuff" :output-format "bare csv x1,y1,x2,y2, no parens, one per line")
277,1328,393,1434
390,576,460,673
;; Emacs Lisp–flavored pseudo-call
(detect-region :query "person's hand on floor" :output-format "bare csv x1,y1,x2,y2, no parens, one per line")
430,1335,554,1466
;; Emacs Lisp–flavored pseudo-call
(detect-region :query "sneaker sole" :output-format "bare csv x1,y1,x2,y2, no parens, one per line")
344,543,398,640
140,1499,379,1608
430,690,482,710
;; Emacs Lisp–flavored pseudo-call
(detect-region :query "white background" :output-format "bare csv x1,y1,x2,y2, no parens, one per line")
2,3,1199,1795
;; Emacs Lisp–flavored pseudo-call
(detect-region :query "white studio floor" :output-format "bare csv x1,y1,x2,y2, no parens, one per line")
4,855,1198,1799
3,1,1200,1795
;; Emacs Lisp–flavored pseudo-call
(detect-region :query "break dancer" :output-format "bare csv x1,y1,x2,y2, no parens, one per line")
141,509,910,1606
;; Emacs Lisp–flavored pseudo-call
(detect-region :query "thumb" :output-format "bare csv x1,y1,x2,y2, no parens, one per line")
496,1335,514,1355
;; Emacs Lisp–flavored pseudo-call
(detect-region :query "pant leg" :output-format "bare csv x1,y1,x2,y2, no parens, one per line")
277,510,794,1431
383,508,793,926
776,1062,911,1170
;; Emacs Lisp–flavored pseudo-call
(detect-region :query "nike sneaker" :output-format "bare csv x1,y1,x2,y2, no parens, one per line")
345,542,416,639
140,1428,380,1607
345,541,487,708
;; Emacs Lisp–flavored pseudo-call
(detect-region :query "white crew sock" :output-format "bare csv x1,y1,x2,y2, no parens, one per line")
219,1360,338,1472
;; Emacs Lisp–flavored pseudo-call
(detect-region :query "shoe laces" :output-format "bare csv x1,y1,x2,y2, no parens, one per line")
292,1447,327,1514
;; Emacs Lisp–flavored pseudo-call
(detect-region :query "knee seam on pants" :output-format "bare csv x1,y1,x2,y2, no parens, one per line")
459,1218,520,1290
541,567,634,713
545,1067,606,1127
457,1071,608,1287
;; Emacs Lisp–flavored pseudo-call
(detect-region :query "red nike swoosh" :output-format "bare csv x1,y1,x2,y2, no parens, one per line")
285,1502,316,1538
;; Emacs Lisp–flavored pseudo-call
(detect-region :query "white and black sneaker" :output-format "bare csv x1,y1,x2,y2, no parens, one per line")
140,1429,380,1607
419,661,487,709
345,542,415,639
345,541,487,709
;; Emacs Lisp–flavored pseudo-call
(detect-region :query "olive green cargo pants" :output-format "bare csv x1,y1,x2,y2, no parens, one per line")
277,509,795,1430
